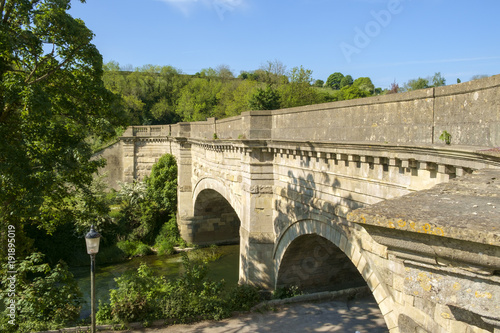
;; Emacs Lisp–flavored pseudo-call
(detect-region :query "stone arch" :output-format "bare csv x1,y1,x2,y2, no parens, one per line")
190,177,242,245
193,177,242,220
274,219,399,332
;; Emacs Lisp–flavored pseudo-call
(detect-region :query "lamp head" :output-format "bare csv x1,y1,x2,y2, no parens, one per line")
85,225,101,255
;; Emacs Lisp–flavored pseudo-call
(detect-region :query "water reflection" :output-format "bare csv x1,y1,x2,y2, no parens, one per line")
72,245,239,319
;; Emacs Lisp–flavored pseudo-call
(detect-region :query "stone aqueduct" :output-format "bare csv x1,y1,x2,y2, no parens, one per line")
98,75,500,332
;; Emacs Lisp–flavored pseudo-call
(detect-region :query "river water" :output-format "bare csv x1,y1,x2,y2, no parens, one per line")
71,245,240,319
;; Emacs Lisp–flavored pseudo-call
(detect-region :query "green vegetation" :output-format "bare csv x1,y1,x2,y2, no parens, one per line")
439,130,452,145
0,253,82,332
1,149,181,330
0,0,126,260
96,251,262,325
101,62,398,128
401,72,446,92
272,285,303,300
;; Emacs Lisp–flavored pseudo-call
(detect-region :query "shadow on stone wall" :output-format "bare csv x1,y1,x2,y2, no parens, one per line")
274,155,367,293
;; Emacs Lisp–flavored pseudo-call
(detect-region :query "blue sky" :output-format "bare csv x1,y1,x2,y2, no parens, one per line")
69,0,500,89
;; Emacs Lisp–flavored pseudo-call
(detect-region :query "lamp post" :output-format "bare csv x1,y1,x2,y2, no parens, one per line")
85,225,101,333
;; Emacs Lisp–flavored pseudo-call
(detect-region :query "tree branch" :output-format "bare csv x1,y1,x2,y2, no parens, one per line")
1,0,13,24
25,45,55,84
0,0,6,20
27,44,84,85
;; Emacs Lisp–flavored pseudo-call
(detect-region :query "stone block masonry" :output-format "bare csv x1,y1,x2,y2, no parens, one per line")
348,169,500,332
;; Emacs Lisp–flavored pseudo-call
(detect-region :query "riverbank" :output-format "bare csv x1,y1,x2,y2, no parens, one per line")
38,287,388,333
72,245,240,320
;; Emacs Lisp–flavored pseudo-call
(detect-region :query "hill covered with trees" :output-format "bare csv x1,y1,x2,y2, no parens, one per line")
102,60,389,127
102,60,451,130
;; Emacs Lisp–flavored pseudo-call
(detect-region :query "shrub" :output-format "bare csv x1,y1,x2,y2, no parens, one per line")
117,240,153,257
153,216,180,255
105,264,169,323
225,284,261,311
96,300,113,324
163,253,227,323
0,253,82,332
272,285,303,299
99,251,262,326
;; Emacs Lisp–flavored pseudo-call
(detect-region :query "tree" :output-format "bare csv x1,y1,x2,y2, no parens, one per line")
288,66,313,85
340,85,371,100
259,59,287,85
248,85,281,110
340,75,353,88
326,72,344,90
353,77,375,95
145,154,178,216
198,67,218,78
402,77,429,91
313,79,324,87
214,64,234,82
431,72,446,87
215,79,258,118
0,0,125,258
176,78,222,121
0,253,82,332
387,80,400,94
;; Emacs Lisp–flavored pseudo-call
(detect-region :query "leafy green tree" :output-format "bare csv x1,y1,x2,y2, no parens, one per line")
353,77,375,94
215,79,258,118
340,85,371,100
239,70,263,81
313,79,324,87
402,77,429,91
278,66,331,108
0,253,82,332
326,72,344,89
431,72,446,87
176,78,222,121
111,155,179,247
340,75,353,88
248,85,281,110
103,63,187,125
288,65,313,85
146,154,178,215
0,0,125,258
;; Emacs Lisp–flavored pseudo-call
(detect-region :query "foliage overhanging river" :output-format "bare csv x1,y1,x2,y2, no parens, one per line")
71,245,240,319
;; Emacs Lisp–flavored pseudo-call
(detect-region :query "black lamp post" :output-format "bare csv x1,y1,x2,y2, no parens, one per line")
85,225,101,333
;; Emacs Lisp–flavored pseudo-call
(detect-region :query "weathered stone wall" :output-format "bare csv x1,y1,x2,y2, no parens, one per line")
348,169,500,333
434,76,500,146
94,141,123,189
161,75,500,146
271,89,435,143
215,116,244,140
134,139,172,180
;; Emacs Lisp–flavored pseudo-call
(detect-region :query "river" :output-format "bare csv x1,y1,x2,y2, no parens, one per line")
71,245,240,319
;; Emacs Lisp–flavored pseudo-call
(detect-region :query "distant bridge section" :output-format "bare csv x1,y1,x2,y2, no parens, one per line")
98,75,500,333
